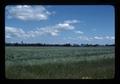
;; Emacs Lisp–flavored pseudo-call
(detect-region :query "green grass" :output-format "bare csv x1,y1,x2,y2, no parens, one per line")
5,46,115,79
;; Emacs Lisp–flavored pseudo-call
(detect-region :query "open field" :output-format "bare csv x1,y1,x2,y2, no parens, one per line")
5,46,115,79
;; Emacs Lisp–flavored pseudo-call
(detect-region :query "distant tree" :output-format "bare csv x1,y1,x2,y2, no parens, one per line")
5,42,114,47
63,43,71,47
105,44,115,46
21,41,23,44
73,44,80,47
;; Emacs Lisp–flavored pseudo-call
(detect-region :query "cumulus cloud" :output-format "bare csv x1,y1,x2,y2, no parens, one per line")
36,20,78,36
6,5,52,20
5,20,79,38
5,26,31,38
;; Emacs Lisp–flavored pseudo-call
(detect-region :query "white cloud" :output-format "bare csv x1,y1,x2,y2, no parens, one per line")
75,30,84,34
6,5,52,20
6,26,115,43
36,20,77,36
105,36,115,40
64,20,79,24
57,23,74,30
94,36,103,40
78,36,92,41
56,20,79,30
6,35,11,39
5,26,30,38
111,36,115,40
50,32,58,36
5,20,79,38
77,36,114,41
37,27,59,36
94,36,114,40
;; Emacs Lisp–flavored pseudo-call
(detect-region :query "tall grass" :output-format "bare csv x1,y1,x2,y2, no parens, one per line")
5,46,115,79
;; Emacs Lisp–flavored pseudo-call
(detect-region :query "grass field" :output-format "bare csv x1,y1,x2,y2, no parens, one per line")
5,46,115,79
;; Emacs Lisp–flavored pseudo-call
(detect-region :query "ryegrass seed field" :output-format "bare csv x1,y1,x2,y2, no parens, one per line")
5,46,115,79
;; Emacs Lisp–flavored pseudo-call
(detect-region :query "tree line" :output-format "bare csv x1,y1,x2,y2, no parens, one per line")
5,42,115,47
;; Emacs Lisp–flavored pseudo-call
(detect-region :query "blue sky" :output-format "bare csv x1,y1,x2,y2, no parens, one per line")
5,5,115,44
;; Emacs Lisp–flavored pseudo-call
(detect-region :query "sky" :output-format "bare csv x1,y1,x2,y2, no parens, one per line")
5,5,115,44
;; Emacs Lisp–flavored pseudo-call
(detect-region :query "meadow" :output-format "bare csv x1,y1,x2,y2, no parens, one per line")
5,46,115,79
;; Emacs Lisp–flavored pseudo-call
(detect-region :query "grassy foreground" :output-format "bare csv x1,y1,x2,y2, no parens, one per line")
5,46,115,79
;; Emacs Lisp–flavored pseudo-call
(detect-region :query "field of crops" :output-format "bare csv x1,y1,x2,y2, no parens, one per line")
5,46,115,79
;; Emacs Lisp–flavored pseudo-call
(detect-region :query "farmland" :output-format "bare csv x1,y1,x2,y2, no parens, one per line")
5,46,115,79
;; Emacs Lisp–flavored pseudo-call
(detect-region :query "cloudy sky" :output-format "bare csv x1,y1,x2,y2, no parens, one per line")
5,5,115,44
